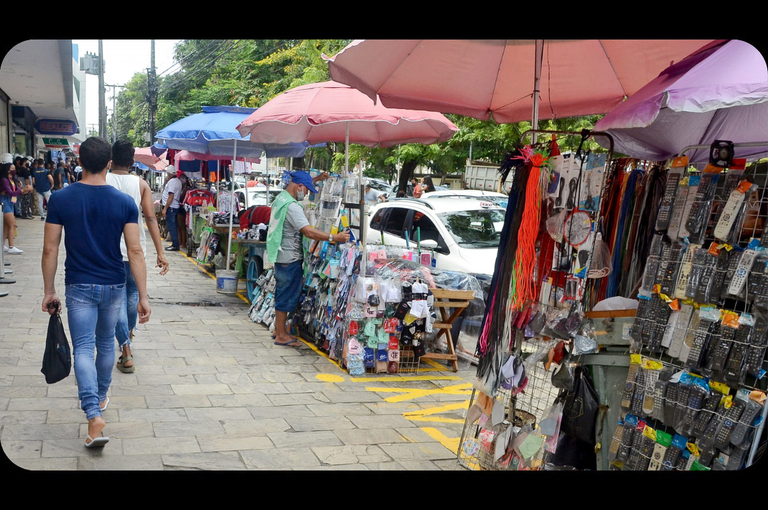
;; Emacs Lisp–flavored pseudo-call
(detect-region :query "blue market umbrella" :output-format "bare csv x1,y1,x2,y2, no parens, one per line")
156,105,318,264
156,105,314,159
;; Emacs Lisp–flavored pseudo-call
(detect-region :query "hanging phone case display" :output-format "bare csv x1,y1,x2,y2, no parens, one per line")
459,134,612,471
616,156,767,471
248,268,276,328
196,226,219,265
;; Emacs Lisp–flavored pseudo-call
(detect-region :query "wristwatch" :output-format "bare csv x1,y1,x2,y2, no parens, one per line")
328,233,333,242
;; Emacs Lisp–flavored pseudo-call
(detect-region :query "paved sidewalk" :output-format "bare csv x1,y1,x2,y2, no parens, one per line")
0,214,477,471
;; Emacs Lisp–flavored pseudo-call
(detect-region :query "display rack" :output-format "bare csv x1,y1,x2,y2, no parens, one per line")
458,129,617,471
612,151,768,471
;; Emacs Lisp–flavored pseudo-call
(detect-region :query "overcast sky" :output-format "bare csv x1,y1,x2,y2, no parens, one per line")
73,40,181,130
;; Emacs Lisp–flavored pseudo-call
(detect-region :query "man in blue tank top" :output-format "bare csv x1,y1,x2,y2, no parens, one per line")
41,136,152,448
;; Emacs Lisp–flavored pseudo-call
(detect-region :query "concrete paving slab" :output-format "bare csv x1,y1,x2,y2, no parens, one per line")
0,215,479,471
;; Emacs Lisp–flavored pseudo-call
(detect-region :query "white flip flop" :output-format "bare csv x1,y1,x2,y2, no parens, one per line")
85,433,109,448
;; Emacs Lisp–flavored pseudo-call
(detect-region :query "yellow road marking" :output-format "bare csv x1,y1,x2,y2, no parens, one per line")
316,373,345,383
403,400,470,424
420,427,461,455
365,382,472,403
349,375,463,383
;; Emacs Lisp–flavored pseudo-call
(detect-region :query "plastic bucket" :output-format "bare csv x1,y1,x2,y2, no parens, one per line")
216,270,239,294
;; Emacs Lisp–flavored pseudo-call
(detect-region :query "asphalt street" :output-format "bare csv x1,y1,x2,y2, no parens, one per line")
0,211,479,471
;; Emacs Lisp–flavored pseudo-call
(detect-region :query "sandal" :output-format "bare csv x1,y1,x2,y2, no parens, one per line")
85,432,109,448
117,355,135,373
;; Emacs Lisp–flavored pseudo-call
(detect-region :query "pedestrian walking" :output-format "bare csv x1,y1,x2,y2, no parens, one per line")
107,140,170,374
1,156,23,254
42,136,151,448
160,165,182,251
16,157,33,219
33,158,53,221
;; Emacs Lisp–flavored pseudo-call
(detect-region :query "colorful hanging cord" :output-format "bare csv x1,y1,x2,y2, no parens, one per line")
509,147,550,311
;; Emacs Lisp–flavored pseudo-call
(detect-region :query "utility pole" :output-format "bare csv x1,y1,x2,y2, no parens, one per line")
147,40,157,145
98,40,107,139
106,84,126,143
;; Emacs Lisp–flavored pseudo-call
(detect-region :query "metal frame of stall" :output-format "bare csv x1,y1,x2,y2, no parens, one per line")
458,128,616,470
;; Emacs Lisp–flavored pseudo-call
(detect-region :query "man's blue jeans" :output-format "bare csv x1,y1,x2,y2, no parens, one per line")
115,261,138,349
65,283,125,420
166,207,179,248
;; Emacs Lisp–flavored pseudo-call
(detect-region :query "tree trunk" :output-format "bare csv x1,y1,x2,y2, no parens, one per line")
398,160,418,196
291,156,305,170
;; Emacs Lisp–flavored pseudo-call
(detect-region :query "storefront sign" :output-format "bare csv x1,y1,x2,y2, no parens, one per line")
36,119,78,136
42,138,71,149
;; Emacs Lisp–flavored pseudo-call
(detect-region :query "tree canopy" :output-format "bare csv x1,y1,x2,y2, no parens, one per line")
110,39,606,184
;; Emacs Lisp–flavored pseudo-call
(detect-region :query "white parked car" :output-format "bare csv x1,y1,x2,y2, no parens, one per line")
422,189,509,208
367,198,505,276
235,187,281,209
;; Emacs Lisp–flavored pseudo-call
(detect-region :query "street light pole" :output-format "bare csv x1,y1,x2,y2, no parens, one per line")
106,84,126,143
148,40,157,145
98,40,107,139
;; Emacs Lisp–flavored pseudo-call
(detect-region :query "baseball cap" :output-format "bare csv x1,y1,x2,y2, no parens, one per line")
1,153,12,164
165,165,177,176
290,171,317,194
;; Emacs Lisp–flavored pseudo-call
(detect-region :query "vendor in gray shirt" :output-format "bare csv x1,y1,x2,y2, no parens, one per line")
267,171,350,347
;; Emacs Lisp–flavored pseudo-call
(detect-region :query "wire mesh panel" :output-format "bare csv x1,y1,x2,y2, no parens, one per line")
458,334,564,471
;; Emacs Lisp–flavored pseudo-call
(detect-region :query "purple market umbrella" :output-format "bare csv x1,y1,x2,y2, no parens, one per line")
595,39,768,163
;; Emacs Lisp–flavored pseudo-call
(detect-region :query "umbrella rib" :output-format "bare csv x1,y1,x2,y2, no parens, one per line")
600,40,627,98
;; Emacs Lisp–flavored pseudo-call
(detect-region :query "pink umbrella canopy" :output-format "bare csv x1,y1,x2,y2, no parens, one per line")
236,81,458,147
326,39,721,125
133,146,169,171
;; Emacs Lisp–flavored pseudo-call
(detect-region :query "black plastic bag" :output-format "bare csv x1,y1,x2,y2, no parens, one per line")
557,365,599,445
41,303,71,384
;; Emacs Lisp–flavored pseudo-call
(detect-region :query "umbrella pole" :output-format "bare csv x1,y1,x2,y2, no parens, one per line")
346,122,351,175
227,140,237,269
532,39,543,145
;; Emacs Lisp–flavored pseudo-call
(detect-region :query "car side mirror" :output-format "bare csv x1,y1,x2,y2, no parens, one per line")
420,239,438,249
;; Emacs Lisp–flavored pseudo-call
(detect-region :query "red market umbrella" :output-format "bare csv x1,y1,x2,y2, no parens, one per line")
326,39,721,127
133,146,169,171
174,150,260,164
236,80,458,150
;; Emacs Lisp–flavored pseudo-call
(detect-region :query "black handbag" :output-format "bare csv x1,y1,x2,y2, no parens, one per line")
557,365,600,445
41,303,71,384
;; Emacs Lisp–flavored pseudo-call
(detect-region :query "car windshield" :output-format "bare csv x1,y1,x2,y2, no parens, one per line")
436,209,506,248
244,190,280,206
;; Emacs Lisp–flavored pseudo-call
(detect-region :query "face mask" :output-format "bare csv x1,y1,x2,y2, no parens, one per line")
296,187,305,201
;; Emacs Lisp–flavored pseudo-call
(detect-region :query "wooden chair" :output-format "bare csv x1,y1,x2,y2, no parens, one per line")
421,288,476,372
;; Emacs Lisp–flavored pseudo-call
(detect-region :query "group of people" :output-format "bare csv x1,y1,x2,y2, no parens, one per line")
40,136,171,448
0,153,84,254
364,175,438,204
410,175,436,198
